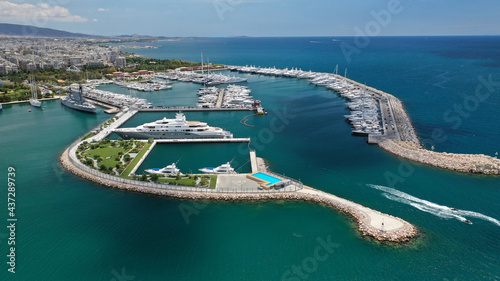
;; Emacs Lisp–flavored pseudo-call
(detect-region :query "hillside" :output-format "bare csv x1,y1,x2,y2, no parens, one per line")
0,23,94,37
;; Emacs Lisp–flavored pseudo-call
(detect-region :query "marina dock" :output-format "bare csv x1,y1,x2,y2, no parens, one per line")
138,107,254,112
154,138,250,143
249,150,258,173
215,88,225,108
84,97,120,114
85,109,138,142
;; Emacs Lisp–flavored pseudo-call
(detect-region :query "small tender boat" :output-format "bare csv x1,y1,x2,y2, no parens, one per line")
146,163,183,175
199,162,235,174
464,219,472,225
451,208,458,211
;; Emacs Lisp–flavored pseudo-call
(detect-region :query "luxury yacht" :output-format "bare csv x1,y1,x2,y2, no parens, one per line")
199,162,235,174
113,112,233,139
146,163,182,175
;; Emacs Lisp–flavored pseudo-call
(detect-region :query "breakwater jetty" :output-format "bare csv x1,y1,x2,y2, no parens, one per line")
380,140,500,175
228,65,498,176
60,145,417,243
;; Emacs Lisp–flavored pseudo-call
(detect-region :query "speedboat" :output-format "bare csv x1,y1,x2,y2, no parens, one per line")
199,162,235,174
146,163,183,175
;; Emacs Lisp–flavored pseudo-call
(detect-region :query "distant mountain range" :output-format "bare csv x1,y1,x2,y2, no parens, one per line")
0,23,171,39
0,23,96,38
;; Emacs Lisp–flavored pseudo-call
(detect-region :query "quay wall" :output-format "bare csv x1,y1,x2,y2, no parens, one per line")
333,74,420,145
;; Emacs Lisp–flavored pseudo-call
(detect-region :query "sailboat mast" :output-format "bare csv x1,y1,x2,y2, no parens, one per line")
201,52,204,75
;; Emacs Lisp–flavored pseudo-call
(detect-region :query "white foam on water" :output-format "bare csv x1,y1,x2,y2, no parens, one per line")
369,184,500,226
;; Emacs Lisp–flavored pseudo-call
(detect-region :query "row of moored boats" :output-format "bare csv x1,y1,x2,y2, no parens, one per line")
145,162,235,175
117,80,172,91
196,84,259,109
228,65,384,136
157,71,247,85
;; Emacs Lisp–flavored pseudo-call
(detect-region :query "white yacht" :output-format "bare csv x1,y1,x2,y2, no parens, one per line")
199,162,235,174
146,163,182,175
113,112,233,139
61,85,97,114
29,76,42,108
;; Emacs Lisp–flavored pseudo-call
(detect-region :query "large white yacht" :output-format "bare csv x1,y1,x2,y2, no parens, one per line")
199,162,235,174
113,112,233,139
146,163,182,175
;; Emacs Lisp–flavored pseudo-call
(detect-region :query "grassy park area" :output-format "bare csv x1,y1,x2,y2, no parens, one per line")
76,138,216,188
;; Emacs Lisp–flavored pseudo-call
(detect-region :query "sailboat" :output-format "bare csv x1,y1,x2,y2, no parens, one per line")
29,76,42,108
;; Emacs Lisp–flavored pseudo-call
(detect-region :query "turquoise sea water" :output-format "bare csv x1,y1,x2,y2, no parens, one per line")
1,37,499,280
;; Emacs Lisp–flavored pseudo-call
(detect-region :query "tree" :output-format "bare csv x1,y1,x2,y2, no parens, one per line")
141,173,148,182
150,174,159,183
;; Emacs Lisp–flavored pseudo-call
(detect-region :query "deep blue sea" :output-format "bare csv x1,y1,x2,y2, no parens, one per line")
1,37,499,280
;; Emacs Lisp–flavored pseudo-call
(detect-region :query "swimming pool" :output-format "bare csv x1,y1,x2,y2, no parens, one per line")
251,172,283,186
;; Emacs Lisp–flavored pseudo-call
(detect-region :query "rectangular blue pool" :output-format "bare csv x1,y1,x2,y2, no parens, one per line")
251,172,282,186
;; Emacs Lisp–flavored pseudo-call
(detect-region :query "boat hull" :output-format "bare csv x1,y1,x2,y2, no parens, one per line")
113,130,231,140
30,99,42,107
61,99,97,114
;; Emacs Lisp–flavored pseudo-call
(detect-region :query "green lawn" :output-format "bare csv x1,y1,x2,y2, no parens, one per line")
208,175,217,188
157,175,217,188
100,157,121,170
86,147,126,158
158,177,198,186
120,142,152,177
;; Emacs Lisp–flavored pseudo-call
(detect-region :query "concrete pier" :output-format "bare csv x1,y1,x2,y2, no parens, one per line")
155,138,250,143
138,107,253,112
249,151,258,173
215,88,225,108
86,109,138,142
84,97,120,114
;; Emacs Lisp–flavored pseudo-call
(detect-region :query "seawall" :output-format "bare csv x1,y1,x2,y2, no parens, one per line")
379,140,500,175
60,147,418,243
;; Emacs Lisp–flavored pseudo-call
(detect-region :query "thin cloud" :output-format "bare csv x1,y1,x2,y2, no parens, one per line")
97,8,109,12
0,1,88,23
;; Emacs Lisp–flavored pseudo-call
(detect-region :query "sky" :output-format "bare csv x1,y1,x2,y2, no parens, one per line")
0,0,499,37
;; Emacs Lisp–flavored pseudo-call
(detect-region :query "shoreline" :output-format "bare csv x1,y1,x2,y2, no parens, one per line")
60,147,418,243
0,96,61,105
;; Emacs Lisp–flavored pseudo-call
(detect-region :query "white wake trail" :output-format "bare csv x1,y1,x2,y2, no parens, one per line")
369,184,499,226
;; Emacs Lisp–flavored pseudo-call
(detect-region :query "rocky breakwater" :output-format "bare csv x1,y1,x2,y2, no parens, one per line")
379,140,500,175
61,148,418,243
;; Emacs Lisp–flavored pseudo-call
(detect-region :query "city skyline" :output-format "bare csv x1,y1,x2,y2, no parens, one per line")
1,0,499,37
